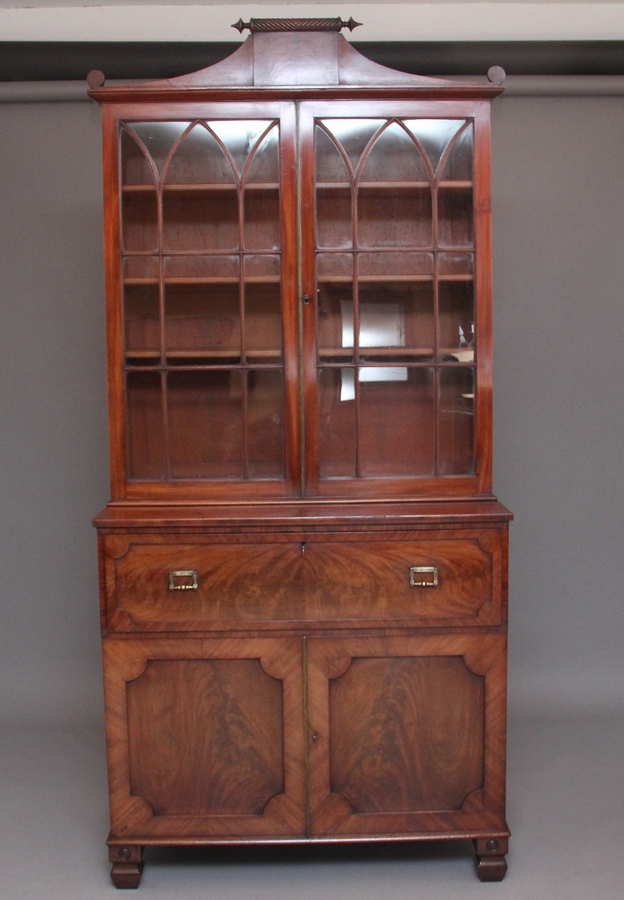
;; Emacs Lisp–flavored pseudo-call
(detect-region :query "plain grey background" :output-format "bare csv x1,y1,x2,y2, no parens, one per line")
1,88,623,896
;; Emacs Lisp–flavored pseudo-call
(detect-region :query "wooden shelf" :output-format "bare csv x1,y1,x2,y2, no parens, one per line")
125,349,282,362
122,182,279,193
317,274,473,283
124,276,281,286
316,181,473,191
317,347,476,360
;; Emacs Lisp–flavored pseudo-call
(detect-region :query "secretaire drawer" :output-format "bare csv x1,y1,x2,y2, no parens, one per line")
100,531,505,632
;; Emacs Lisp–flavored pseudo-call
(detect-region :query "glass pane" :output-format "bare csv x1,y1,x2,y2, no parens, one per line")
244,187,280,251
209,120,275,180
244,283,282,364
165,284,240,362
358,124,432,248
124,282,160,363
165,122,234,185
358,252,434,279
359,121,430,185
357,186,432,248
162,189,239,252
359,367,435,476
358,283,434,364
126,122,190,180
318,368,356,478
163,254,239,280
247,369,284,478
126,372,165,480
122,185,157,253
439,280,475,362
317,185,352,250
438,125,474,247
437,186,474,248
318,119,385,180
244,253,280,280
168,370,243,479
438,252,474,279
439,123,473,182
244,125,280,250
404,119,466,176
317,282,354,364
317,252,352,280
316,125,353,249
439,367,475,475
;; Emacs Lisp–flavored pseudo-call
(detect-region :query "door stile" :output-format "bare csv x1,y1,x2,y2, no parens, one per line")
298,103,321,494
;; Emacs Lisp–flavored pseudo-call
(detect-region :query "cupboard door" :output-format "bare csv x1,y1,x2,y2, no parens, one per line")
103,637,306,838
307,634,506,836
116,104,300,498
300,101,492,498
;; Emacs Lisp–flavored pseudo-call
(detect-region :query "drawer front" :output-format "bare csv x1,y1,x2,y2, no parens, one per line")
101,531,503,631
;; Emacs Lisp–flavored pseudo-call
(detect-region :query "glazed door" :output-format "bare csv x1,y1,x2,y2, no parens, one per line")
299,100,493,499
306,634,507,836
103,637,306,838
109,101,300,500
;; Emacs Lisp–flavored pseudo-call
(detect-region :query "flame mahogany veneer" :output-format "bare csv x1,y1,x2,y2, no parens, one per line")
90,21,511,888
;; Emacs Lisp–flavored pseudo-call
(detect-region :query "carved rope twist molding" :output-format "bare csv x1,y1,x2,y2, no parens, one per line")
232,17,362,34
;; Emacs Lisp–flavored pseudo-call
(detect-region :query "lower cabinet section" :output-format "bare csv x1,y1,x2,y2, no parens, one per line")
103,632,509,886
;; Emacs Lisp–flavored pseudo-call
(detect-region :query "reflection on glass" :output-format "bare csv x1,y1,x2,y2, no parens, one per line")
165,123,234,185
439,280,475,362
244,125,280,250
125,122,190,180
404,119,466,175
209,121,275,180
317,283,354,364
439,124,473,182
359,121,430,185
357,283,434,364
318,120,385,179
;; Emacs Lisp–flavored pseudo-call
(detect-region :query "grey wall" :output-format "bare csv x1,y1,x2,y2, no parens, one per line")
0,90,622,724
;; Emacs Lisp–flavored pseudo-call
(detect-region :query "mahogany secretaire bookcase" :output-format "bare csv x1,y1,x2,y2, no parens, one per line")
89,17,512,888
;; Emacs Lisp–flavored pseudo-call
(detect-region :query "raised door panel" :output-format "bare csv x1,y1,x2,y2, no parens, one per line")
103,637,306,838
307,634,507,837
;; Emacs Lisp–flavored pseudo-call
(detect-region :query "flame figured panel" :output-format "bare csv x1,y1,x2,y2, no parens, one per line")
127,658,284,817
329,655,484,813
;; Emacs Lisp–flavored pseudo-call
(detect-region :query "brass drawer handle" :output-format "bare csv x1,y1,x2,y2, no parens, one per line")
168,570,198,591
410,566,439,588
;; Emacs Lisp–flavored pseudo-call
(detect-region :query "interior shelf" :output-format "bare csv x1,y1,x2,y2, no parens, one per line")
317,347,475,361
122,183,280,193
316,180,473,191
124,276,281,285
125,349,282,362
317,273,473,283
